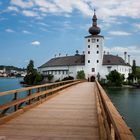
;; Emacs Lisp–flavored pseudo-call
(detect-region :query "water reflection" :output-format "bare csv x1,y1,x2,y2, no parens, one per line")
105,87,140,139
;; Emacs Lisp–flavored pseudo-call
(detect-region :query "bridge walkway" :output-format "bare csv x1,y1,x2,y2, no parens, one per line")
0,82,99,140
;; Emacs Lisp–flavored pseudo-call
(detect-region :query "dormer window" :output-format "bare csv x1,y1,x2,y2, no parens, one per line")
97,45,99,48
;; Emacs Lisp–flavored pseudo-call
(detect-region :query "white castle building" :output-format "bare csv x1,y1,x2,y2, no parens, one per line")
38,11,132,81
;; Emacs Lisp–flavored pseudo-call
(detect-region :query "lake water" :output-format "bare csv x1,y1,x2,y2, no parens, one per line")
0,78,140,139
0,77,23,105
0,77,23,92
106,87,140,139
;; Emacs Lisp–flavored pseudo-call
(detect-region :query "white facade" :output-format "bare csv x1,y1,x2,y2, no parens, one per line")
85,36,104,79
102,65,132,80
39,65,84,81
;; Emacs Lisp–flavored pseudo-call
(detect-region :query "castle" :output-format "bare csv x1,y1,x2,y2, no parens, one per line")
38,11,132,81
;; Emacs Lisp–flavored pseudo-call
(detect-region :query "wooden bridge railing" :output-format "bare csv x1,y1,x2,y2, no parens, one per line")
95,80,136,140
0,80,81,124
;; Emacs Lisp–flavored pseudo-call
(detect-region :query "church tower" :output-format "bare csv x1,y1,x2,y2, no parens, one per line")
85,10,104,80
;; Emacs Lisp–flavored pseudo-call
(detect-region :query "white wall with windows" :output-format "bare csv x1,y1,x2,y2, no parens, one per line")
38,65,85,81
85,36,104,79
101,65,132,80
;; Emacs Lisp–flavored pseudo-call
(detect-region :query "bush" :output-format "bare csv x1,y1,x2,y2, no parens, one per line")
62,76,74,81
76,70,85,79
46,74,54,82
106,70,124,86
55,79,60,82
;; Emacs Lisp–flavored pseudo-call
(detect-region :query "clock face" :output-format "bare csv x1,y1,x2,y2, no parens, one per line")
92,39,96,43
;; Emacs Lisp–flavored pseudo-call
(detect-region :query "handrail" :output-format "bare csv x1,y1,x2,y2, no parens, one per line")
0,80,82,123
95,80,136,140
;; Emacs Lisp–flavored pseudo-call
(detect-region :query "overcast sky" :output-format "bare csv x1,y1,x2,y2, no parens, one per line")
1,0,140,68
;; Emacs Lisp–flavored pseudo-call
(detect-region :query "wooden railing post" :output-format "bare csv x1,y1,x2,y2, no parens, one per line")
28,90,32,105
14,92,18,111
37,88,40,101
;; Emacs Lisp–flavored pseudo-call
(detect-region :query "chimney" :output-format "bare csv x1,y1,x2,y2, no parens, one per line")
104,51,106,55
128,55,130,64
59,53,61,56
66,54,68,56
107,52,109,55
124,52,127,63
54,54,56,58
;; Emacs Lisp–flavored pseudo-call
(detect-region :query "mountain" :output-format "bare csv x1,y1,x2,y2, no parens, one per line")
0,65,25,71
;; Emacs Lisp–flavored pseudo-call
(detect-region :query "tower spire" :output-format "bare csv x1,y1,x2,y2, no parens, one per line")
89,9,101,35
94,9,96,15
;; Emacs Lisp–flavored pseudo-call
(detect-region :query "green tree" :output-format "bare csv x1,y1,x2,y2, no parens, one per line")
127,73,134,84
24,60,43,85
106,70,124,86
136,67,140,80
46,74,54,82
132,60,136,76
127,60,137,84
76,70,85,79
27,60,34,74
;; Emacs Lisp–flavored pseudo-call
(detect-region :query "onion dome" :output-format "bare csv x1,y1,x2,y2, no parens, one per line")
89,10,101,35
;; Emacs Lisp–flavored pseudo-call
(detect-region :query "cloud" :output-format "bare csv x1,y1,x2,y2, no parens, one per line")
31,41,40,46
134,23,140,29
10,0,34,8
7,6,19,12
22,10,38,17
37,22,48,27
22,30,32,34
7,0,140,21
5,28,15,33
109,31,131,36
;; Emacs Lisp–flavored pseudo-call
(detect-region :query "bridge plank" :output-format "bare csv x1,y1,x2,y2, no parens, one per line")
0,82,99,140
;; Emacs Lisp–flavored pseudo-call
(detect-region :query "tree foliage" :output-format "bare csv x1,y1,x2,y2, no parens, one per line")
24,60,43,85
62,76,74,81
76,70,85,79
132,60,136,76
106,70,124,86
46,74,54,82
127,60,137,84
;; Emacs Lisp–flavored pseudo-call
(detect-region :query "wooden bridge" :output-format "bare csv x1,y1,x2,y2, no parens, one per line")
0,80,136,140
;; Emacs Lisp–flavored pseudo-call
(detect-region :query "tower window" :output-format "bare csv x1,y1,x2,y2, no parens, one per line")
97,51,99,54
88,39,90,42
88,51,90,54
88,45,90,48
97,45,99,48
97,39,99,42
88,60,90,63
97,60,99,63
92,39,96,43
92,68,95,72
